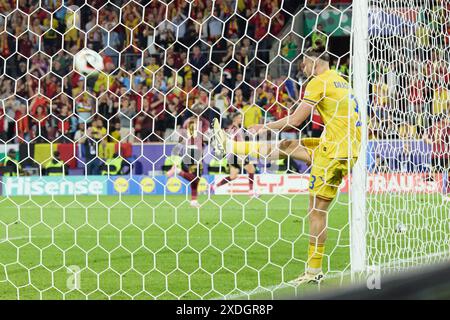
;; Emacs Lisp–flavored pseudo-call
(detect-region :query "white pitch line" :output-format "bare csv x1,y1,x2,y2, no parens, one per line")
0,235,31,243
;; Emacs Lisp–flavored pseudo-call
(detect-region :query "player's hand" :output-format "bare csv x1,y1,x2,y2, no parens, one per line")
249,124,267,135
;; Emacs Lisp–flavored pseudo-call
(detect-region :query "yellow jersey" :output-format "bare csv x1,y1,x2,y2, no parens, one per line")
91,127,107,139
372,81,389,106
94,73,114,93
242,104,263,129
432,88,449,115
303,69,361,159
111,130,121,142
144,64,159,87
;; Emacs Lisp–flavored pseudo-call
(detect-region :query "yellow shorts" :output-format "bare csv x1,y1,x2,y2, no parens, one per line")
301,137,321,158
309,152,357,200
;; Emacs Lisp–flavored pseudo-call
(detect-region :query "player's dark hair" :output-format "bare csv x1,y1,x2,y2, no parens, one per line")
304,46,330,62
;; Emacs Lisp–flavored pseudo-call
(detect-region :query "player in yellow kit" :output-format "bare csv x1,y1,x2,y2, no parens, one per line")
213,47,361,284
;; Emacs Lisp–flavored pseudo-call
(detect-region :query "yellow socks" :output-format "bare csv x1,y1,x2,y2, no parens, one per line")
231,141,263,158
307,243,325,274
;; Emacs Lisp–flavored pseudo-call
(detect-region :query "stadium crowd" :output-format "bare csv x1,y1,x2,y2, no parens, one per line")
1,0,447,177
368,2,450,141
1,0,446,148
0,0,327,146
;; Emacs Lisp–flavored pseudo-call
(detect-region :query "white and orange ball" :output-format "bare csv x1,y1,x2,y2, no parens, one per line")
74,48,104,76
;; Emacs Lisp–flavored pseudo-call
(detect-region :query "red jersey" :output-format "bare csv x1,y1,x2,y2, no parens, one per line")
182,116,209,150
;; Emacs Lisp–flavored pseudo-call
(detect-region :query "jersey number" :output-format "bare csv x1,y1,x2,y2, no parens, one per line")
309,175,316,190
350,94,362,127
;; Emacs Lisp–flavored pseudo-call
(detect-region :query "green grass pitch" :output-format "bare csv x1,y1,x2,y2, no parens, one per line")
0,193,447,299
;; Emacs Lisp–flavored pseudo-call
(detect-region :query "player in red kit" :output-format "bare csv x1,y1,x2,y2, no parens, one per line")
211,113,258,197
167,112,210,208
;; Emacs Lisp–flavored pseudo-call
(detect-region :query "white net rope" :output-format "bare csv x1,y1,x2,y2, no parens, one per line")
2,0,445,300
367,0,450,271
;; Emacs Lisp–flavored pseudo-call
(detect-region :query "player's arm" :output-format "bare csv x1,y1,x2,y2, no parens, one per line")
251,77,322,133
250,101,315,133
265,101,315,131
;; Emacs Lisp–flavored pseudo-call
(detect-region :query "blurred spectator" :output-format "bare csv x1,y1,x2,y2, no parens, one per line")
311,24,327,49
200,74,214,91
79,126,104,175
16,104,31,141
242,102,263,129
190,45,207,82
118,98,137,142
209,65,221,85
76,95,94,123
167,70,183,94
214,87,231,117
110,122,121,142
372,75,390,119
91,118,107,140
33,104,50,140
233,88,245,110
74,123,85,142
432,84,449,116
44,151,68,176
207,15,223,41
370,154,390,173
331,56,349,76
281,34,299,62
270,5,285,35
56,104,74,138
3,149,23,177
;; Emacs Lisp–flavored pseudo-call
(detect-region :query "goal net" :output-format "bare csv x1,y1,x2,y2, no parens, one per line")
366,0,450,271
0,0,447,300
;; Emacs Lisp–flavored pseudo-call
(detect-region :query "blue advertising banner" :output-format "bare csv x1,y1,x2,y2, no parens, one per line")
2,175,215,196
107,175,214,195
2,171,442,196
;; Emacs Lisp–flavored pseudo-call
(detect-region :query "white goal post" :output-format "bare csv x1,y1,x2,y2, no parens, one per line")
350,0,369,276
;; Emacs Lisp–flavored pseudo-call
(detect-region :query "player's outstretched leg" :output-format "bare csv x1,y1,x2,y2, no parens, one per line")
215,165,239,191
188,177,200,208
244,163,258,198
216,175,233,187
279,139,314,165
211,132,315,165
212,117,312,162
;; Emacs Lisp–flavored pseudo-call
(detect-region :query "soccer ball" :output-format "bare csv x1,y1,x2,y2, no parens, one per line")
395,222,408,233
74,48,104,76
